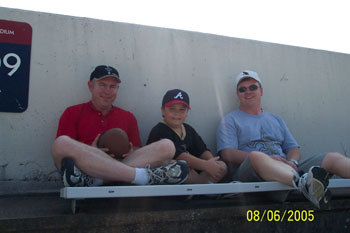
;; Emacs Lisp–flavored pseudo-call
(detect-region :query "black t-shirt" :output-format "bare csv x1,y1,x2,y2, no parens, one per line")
147,122,209,159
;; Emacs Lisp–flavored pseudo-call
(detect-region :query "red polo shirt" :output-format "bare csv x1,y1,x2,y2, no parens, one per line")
56,101,142,147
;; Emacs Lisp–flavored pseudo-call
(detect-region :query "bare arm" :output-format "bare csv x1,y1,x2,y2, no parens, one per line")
219,148,249,164
177,152,210,171
283,147,301,171
267,147,301,172
199,150,214,160
177,151,225,179
286,147,301,162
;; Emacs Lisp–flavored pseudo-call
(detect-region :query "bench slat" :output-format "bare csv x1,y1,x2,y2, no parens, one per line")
60,179,350,199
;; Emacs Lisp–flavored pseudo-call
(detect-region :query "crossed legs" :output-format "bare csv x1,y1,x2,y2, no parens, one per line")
122,139,175,168
51,136,175,183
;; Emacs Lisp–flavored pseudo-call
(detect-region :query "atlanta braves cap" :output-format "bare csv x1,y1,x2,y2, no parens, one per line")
90,65,121,83
162,89,190,109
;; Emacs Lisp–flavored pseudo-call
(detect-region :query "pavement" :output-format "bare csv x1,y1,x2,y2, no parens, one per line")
1,190,350,233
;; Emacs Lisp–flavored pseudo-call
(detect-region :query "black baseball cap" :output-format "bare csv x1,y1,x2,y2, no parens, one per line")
90,65,121,83
162,89,190,109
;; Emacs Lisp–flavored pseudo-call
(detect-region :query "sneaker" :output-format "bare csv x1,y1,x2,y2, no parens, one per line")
147,160,189,185
294,166,330,208
61,157,98,187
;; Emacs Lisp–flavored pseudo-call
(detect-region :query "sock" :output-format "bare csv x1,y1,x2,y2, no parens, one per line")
293,173,308,189
92,178,104,186
131,168,148,185
292,176,299,189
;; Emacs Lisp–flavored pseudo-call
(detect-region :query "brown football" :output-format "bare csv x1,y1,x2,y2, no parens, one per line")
97,128,130,160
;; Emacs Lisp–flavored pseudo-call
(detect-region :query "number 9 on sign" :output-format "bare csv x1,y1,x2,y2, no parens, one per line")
0,53,21,77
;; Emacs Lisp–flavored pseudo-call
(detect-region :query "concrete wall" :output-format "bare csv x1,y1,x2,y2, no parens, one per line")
0,7,349,186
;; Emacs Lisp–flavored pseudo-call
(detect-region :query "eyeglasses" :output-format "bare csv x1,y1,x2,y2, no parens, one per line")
238,84,259,93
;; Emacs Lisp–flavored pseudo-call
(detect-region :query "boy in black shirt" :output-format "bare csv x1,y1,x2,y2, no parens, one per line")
147,89,227,184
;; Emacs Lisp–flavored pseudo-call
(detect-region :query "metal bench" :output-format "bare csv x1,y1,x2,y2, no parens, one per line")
60,179,350,213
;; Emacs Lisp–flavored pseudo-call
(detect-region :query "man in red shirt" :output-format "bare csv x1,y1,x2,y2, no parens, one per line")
52,65,188,187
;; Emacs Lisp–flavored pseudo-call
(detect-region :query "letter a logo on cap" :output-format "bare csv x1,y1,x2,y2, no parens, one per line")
174,92,183,99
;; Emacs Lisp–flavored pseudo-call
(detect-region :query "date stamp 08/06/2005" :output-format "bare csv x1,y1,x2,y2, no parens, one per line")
246,209,315,222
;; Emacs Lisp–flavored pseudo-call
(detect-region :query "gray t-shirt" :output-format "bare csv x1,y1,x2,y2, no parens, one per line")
216,109,299,158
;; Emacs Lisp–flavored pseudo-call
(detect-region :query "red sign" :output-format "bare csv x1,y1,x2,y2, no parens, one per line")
0,19,32,45
0,19,32,112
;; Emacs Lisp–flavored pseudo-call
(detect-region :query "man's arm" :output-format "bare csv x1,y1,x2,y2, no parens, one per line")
126,113,142,147
285,147,301,171
269,147,300,172
56,107,78,140
286,147,301,162
219,148,249,164
216,113,244,164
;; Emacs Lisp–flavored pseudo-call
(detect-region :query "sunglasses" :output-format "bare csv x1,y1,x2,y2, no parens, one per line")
238,84,259,93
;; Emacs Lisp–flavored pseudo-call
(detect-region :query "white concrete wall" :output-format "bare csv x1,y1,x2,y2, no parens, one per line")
1,7,350,185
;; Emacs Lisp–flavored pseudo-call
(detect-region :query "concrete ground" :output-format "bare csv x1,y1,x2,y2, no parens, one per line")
1,190,350,233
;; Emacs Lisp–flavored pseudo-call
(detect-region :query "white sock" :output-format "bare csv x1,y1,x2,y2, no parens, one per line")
92,178,104,186
292,178,298,189
131,168,148,185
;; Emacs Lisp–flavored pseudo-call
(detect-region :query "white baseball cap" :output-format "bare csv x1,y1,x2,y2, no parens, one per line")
235,70,262,87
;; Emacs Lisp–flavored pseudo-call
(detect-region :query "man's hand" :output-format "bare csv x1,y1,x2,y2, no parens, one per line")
91,133,101,147
91,134,112,156
270,155,287,163
270,155,298,172
285,160,298,172
120,142,134,160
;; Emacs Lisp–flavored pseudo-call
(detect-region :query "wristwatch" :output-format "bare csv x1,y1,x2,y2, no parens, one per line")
289,159,299,166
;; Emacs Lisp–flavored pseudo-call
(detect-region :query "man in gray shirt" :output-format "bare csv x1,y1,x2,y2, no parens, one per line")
217,70,350,208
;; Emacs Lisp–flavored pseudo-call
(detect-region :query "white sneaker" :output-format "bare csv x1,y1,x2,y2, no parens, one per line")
147,160,189,185
293,166,330,208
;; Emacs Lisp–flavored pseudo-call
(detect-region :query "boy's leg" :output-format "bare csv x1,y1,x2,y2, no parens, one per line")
122,139,175,168
184,169,214,184
183,169,203,184
183,160,227,184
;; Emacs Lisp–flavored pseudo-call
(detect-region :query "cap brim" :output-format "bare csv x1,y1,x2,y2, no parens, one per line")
165,100,190,109
236,76,260,88
94,75,121,83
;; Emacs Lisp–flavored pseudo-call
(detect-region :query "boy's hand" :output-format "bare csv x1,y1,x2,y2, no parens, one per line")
212,160,227,182
205,157,227,182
